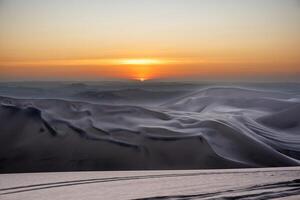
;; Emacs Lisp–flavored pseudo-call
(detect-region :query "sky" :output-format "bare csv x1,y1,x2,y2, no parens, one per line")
0,0,300,81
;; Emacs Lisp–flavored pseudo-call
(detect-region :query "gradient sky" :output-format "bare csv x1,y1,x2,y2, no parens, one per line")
0,0,300,81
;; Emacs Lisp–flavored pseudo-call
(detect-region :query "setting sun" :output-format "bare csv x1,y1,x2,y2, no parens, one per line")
118,59,164,65
0,0,299,81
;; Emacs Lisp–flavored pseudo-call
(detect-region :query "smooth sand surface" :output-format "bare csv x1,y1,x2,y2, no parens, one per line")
1,167,300,199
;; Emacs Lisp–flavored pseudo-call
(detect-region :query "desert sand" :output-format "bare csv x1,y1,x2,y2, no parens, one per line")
0,167,300,199
0,82,300,172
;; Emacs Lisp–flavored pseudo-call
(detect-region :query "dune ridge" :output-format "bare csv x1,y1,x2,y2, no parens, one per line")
0,86,300,172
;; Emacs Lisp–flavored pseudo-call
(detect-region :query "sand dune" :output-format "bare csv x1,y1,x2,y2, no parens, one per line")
73,88,190,105
0,85,300,172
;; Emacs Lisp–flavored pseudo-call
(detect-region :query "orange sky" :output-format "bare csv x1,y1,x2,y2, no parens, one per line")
0,0,300,81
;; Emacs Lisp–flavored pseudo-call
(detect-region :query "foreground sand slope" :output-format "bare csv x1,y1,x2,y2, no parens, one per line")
1,167,300,200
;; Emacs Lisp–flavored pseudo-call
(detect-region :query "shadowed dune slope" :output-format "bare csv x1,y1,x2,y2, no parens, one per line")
0,87,300,172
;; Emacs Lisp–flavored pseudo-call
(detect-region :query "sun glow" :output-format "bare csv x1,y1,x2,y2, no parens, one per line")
118,59,164,65
114,58,164,81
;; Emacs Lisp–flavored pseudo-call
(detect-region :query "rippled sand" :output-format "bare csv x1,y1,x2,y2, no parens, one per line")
1,167,300,199
0,82,300,172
